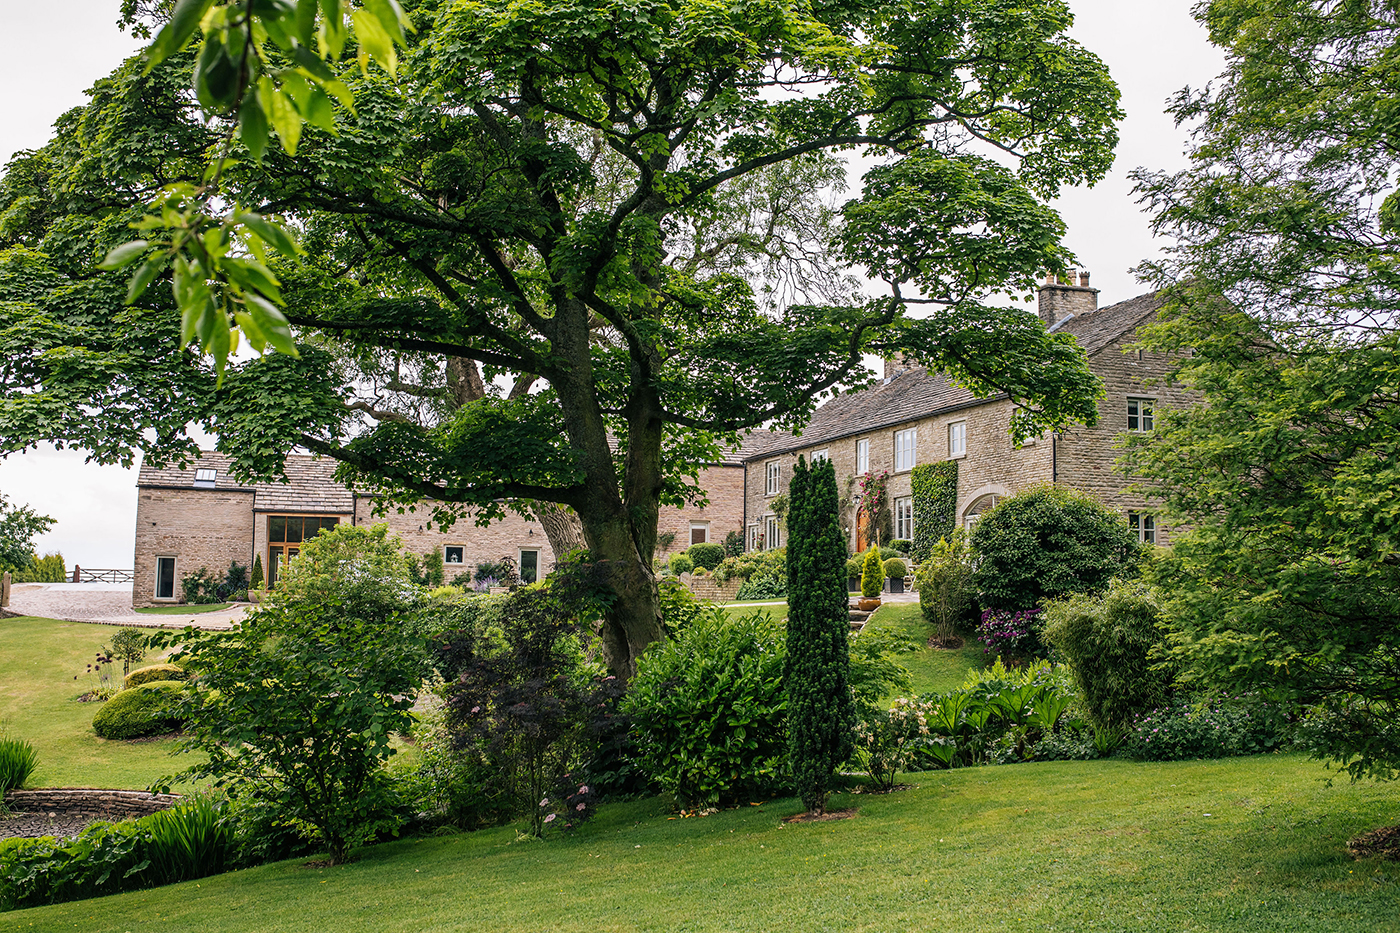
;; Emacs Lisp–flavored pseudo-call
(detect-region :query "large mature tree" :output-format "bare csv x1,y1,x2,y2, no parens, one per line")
1,0,1119,676
1128,0,1400,781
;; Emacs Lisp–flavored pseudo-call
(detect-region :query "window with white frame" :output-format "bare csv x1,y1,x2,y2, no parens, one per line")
765,460,781,495
519,548,542,584
748,523,760,552
193,468,217,488
856,438,869,475
1129,512,1157,545
811,449,829,464
894,428,916,472
444,545,465,565
894,496,914,540
948,420,967,458
765,514,781,550
689,522,710,546
154,556,177,600
1127,397,1155,432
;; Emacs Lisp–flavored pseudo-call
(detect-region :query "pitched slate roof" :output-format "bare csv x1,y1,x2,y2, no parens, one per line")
137,453,355,513
740,288,1167,462
1054,289,1165,356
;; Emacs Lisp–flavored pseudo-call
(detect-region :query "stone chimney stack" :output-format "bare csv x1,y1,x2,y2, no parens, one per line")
1038,270,1098,328
883,351,910,380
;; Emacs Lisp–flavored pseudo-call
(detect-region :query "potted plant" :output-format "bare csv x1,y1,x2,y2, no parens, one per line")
858,548,883,611
883,557,908,594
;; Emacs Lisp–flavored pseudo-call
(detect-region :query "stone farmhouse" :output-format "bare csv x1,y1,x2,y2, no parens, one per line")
132,451,745,607
739,277,1191,554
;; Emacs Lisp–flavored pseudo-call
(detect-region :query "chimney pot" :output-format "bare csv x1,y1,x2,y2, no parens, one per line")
1037,270,1099,327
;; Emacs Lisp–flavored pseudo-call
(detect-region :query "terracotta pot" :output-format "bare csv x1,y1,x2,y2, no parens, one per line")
857,597,882,612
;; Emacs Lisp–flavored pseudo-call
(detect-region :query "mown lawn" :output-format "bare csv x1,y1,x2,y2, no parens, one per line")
0,617,192,789
11,753,1399,932
134,603,231,615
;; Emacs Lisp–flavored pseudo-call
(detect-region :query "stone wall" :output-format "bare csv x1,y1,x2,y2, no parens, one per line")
3,788,180,820
1054,335,1196,544
355,498,555,583
744,399,1054,553
681,572,743,603
655,463,746,560
132,486,257,607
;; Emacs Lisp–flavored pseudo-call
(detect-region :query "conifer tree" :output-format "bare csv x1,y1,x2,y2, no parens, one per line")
785,456,855,815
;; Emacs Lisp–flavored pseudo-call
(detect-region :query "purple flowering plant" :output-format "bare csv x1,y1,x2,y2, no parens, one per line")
976,607,1044,661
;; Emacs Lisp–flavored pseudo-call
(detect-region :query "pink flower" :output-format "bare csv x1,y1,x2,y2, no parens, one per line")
578,785,589,794
471,706,481,714
577,803,586,811
540,798,549,806
544,813,556,823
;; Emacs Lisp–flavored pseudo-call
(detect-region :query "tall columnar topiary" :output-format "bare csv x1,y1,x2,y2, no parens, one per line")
860,547,884,599
785,456,855,815
249,554,264,591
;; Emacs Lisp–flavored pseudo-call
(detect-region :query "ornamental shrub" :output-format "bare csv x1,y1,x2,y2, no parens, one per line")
123,664,187,689
0,736,38,793
785,456,854,814
713,548,785,584
917,530,977,640
1042,580,1171,730
1122,694,1292,761
882,557,907,578
722,530,745,557
970,484,1142,610
686,542,725,571
910,461,958,561
625,609,788,808
975,607,1045,661
668,553,695,575
860,547,884,598
889,539,912,555
845,557,863,580
249,554,264,590
13,552,65,583
92,682,183,739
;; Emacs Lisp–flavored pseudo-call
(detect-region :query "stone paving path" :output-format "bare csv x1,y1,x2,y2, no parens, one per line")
3,583,245,630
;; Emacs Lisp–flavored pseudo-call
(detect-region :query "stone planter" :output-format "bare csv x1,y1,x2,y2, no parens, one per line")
857,597,882,612
886,576,905,594
248,589,264,604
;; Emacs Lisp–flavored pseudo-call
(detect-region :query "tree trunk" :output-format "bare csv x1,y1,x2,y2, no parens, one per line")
532,500,587,558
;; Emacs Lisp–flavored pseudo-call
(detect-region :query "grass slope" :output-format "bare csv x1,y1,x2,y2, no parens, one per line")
12,754,1399,932
862,602,985,695
0,617,191,789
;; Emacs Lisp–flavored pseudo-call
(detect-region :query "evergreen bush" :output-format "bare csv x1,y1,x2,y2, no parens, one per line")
784,456,855,814
889,539,912,554
249,554,264,590
92,682,184,740
685,542,725,570
625,609,788,808
123,664,188,689
970,484,1142,610
882,557,907,578
14,552,66,583
668,553,695,575
860,548,884,598
1042,580,1172,730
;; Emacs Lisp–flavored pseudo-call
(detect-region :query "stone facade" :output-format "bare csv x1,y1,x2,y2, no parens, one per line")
133,453,746,606
742,280,1191,552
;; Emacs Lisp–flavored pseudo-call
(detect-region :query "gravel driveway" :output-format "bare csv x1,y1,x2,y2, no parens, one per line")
3,583,244,630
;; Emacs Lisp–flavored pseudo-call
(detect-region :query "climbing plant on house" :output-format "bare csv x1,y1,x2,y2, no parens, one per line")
910,461,958,562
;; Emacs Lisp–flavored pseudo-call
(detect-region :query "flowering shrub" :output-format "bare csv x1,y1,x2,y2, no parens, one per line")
852,698,930,790
976,607,1044,660
1122,694,1293,761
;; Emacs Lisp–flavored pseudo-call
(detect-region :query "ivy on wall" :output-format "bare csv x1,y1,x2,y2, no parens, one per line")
910,461,958,562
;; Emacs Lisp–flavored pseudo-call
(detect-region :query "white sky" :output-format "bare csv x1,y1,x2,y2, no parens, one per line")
0,1,1226,569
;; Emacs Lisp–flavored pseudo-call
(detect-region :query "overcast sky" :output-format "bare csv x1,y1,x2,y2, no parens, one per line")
0,1,1227,569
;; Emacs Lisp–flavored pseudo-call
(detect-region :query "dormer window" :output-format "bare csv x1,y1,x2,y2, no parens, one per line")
194,468,217,488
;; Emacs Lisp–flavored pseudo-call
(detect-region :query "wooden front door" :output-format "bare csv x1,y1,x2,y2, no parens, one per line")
856,509,870,552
